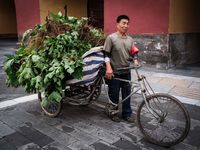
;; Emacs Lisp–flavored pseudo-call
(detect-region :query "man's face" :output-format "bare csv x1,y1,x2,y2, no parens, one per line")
117,19,129,34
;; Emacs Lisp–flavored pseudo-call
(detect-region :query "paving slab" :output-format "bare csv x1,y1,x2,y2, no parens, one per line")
3,131,32,149
159,78,192,88
144,76,163,83
90,128,120,144
69,129,99,145
113,138,142,150
92,140,119,150
0,123,15,137
150,73,200,82
170,87,200,100
18,143,42,150
43,141,71,150
145,82,175,94
189,81,200,89
174,96,200,106
33,121,58,136
56,123,75,133
0,137,18,150
68,140,95,150
47,130,77,147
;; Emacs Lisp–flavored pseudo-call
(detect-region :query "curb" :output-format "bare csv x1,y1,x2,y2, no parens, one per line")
0,94,38,109
0,93,199,110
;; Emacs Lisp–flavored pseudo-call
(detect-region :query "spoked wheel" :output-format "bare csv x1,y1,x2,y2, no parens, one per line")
90,78,102,101
137,93,190,147
38,92,62,117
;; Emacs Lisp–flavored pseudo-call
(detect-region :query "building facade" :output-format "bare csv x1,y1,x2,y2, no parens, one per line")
0,0,199,68
104,0,200,68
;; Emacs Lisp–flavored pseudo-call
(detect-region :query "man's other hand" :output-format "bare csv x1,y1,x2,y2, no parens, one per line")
105,67,113,79
105,62,113,79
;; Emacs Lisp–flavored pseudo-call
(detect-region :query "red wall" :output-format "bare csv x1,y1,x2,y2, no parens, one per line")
104,0,169,34
15,0,40,37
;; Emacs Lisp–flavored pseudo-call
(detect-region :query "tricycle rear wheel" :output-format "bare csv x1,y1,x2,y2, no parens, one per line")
38,92,62,117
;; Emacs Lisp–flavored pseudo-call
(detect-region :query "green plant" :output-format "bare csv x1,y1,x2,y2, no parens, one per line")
4,12,105,105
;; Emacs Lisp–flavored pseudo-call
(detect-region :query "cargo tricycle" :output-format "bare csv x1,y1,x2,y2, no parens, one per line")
38,48,190,147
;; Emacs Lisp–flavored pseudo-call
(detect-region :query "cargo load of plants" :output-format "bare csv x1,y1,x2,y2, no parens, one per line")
4,12,105,105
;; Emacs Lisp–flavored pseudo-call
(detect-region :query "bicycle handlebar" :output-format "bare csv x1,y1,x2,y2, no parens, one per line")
116,64,141,71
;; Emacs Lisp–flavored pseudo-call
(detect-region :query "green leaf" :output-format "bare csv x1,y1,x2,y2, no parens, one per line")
41,97,48,107
3,59,14,71
67,67,74,74
32,55,40,63
31,75,42,89
59,73,64,79
48,91,62,103
58,11,62,17
44,71,55,84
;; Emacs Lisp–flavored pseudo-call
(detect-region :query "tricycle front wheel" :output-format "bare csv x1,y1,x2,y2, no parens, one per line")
137,93,190,147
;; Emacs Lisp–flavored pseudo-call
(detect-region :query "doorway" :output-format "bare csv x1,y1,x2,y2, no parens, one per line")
0,0,17,38
87,0,104,29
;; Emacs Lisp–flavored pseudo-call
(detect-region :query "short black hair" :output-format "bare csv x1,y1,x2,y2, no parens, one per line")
116,15,130,23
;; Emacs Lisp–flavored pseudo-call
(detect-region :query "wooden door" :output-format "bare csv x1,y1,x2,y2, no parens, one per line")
87,0,104,29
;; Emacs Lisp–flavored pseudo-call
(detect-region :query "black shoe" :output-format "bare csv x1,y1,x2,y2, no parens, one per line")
111,115,121,122
123,115,134,123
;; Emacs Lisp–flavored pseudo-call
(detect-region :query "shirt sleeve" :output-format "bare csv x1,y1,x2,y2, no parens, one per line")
103,36,112,53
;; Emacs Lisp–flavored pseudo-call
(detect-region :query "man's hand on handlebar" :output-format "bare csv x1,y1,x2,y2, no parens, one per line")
134,59,139,66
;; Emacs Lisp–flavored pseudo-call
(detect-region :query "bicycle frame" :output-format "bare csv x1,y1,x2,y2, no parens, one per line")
101,67,165,120
39,64,191,147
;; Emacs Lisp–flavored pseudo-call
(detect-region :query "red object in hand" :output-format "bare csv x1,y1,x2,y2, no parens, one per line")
130,45,139,55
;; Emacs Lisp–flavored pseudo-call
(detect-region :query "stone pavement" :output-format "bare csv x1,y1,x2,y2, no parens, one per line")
135,69,200,105
0,69,200,150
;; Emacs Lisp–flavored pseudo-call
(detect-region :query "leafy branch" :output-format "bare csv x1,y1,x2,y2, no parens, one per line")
4,12,106,105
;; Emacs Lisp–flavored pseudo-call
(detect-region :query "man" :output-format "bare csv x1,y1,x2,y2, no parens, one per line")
104,15,138,123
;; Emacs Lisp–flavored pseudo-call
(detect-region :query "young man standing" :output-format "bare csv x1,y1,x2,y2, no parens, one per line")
104,15,138,123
